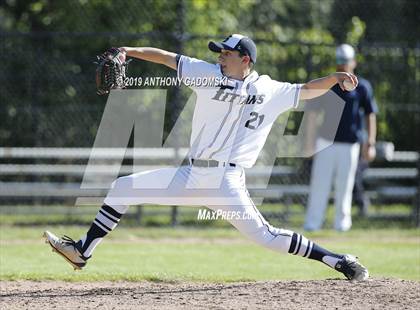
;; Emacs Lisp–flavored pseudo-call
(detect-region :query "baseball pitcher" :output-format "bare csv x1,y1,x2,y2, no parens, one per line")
44,34,368,281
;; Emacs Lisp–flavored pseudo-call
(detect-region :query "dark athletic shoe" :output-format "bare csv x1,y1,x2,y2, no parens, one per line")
335,254,369,281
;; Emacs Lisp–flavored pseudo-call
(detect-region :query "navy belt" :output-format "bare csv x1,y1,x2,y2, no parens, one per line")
190,158,236,168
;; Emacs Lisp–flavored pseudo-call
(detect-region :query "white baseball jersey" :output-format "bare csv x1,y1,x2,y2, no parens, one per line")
104,54,305,259
177,55,302,168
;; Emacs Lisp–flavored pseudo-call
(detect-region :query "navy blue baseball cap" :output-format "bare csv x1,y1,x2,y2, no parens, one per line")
208,34,257,64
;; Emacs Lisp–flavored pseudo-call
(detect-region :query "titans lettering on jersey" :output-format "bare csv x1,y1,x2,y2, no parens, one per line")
177,55,302,168
212,88,265,105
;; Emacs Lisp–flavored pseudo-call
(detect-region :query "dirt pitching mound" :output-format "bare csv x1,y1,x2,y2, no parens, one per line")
1,279,419,309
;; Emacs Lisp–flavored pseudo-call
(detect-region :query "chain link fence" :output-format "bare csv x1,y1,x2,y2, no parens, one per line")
1,0,419,227
1,31,419,198
1,32,419,148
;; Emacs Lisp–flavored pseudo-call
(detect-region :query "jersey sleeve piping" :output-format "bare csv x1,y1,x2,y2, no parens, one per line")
293,84,303,109
177,55,184,80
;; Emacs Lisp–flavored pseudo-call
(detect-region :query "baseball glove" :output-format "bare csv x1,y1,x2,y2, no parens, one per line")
95,47,131,95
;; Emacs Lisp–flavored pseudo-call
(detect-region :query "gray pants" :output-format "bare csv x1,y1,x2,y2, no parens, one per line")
304,138,360,231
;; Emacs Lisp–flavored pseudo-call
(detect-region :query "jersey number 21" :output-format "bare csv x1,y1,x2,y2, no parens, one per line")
245,112,264,130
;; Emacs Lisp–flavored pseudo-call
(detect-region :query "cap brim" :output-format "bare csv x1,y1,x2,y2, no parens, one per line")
208,41,235,53
336,58,354,65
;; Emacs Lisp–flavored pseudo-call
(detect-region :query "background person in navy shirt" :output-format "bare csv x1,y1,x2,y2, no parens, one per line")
304,44,378,231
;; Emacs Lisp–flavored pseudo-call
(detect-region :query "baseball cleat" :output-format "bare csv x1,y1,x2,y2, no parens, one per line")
335,254,369,281
43,231,90,270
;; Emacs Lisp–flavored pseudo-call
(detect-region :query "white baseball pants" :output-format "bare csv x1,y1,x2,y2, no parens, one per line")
304,138,360,231
104,164,294,253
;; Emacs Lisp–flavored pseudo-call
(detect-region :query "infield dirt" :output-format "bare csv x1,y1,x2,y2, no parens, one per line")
1,279,419,309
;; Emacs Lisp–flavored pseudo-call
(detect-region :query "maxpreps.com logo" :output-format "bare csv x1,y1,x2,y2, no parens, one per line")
211,88,265,105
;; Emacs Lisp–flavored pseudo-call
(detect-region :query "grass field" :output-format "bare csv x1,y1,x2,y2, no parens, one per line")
1,225,419,282
1,203,419,282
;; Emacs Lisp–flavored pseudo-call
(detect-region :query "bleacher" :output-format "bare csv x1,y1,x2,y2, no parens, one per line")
0,147,418,226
